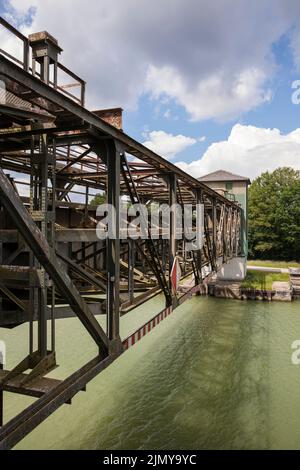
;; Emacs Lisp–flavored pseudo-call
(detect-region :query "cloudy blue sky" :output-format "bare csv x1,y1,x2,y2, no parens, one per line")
1,0,300,179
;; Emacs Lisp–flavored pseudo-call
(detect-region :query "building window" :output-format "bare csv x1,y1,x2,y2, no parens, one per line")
226,181,233,191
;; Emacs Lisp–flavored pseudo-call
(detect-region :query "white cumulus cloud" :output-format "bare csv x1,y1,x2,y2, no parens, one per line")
175,124,300,180
145,65,272,121
2,0,300,120
143,130,197,159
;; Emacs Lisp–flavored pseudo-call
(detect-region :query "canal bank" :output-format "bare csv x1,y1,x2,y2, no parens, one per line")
1,296,300,450
208,263,300,301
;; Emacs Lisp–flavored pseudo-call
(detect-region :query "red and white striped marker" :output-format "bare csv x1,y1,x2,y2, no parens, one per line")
123,305,173,350
122,283,203,351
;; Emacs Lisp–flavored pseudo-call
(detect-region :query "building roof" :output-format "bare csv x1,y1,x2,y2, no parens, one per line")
198,169,250,183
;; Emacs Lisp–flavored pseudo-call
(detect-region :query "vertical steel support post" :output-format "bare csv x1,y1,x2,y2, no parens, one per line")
40,56,50,85
28,132,56,365
195,189,203,286
168,173,177,292
128,239,135,304
50,138,56,353
223,206,227,263
23,39,29,72
161,239,166,272
81,83,86,107
212,197,217,266
28,34,58,361
229,207,233,258
106,141,121,348
40,134,48,358
238,210,242,256
29,134,48,358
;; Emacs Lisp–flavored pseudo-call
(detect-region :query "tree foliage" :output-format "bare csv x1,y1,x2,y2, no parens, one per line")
248,167,300,260
90,193,106,206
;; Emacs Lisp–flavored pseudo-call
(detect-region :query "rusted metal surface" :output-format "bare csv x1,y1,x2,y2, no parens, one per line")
0,354,118,450
0,168,109,354
93,108,123,130
0,18,244,449
0,370,61,398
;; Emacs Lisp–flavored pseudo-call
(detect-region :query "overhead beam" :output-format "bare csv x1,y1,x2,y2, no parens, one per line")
0,55,240,207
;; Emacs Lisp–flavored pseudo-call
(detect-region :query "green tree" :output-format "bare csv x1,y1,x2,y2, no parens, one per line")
248,167,300,260
275,180,300,259
90,193,106,206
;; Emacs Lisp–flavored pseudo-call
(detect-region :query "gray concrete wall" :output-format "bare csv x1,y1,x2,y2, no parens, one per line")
217,256,247,281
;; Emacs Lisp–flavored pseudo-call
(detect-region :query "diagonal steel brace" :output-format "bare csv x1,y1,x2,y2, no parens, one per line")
0,168,109,357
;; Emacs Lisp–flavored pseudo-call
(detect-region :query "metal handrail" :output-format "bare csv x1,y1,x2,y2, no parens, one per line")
0,16,85,106
0,16,29,70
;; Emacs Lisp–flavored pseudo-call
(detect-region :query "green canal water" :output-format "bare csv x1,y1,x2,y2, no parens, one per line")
1,296,300,450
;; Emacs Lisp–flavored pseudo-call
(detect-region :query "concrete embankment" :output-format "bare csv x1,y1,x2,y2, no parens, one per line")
208,265,300,302
208,281,292,302
290,269,300,299
181,265,300,302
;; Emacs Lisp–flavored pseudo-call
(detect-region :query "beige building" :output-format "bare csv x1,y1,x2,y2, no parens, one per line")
198,170,250,256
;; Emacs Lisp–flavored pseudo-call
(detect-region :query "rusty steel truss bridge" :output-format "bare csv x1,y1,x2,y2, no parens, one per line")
0,18,243,449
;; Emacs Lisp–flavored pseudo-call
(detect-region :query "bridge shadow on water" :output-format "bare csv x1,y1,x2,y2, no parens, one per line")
78,297,272,450
11,296,275,450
